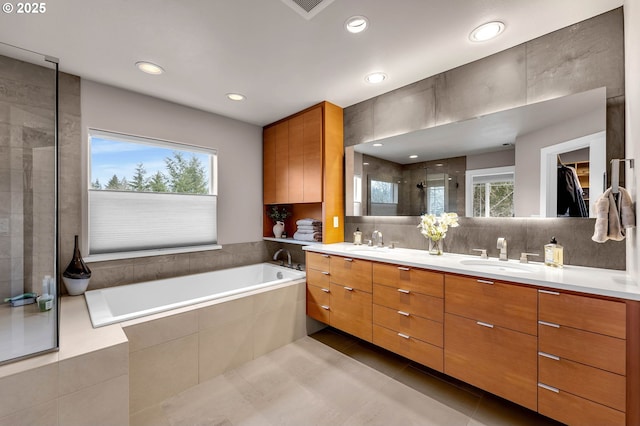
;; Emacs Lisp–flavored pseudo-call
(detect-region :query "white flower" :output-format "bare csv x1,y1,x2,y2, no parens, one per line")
417,212,459,241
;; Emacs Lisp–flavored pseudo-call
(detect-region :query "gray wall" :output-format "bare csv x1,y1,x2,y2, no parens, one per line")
343,8,626,269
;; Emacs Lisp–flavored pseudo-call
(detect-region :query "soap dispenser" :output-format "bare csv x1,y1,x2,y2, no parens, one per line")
544,237,563,268
353,227,362,245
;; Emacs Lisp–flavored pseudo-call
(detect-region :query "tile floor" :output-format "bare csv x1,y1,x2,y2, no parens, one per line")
131,327,562,426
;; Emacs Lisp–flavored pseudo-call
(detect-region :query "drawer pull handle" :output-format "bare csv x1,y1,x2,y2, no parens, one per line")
397,267,411,271
398,333,410,339
321,305,330,310
343,258,354,262
322,254,330,258
477,279,494,285
538,352,560,361
538,320,560,328
321,271,330,275
344,286,354,291
397,289,410,294
538,383,560,393
539,289,560,295
321,288,330,293
476,321,494,328
397,310,410,317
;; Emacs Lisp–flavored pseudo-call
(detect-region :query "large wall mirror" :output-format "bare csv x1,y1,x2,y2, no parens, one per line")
345,87,608,218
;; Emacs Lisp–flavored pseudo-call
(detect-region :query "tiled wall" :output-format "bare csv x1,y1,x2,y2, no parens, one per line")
345,216,626,270
342,9,627,270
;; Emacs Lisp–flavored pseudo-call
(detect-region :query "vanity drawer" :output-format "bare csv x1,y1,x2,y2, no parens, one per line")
373,263,443,298
306,283,330,307
306,268,330,288
306,301,330,324
373,304,443,347
538,321,626,375
373,324,443,372
330,283,372,342
538,352,625,412
306,252,330,271
445,275,537,335
538,383,625,426
330,256,372,292
373,283,443,323
538,290,626,339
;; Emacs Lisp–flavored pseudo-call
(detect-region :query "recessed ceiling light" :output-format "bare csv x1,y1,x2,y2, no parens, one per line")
372,143,383,147
135,61,164,75
345,16,368,34
435,163,444,167
226,93,246,101
365,72,387,84
409,155,418,159
363,162,370,166
469,21,505,42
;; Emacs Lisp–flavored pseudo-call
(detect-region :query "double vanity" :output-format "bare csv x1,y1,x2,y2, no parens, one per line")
303,243,639,426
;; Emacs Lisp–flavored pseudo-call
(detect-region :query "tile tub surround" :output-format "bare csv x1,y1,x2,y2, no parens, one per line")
0,277,319,424
0,296,129,425
345,216,627,270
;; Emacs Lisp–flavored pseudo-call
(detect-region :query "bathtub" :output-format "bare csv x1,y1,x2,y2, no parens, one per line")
84,262,306,327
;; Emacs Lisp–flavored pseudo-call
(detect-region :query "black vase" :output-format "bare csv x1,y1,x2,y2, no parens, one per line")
63,235,91,279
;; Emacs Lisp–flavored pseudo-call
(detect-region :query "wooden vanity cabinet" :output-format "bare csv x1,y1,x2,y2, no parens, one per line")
305,252,373,342
444,275,538,410
372,263,444,371
537,290,627,425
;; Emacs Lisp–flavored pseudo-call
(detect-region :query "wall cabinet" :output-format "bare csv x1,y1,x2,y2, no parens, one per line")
305,250,639,425
263,102,344,243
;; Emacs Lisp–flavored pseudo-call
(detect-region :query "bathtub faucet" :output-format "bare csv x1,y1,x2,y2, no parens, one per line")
273,248,292,268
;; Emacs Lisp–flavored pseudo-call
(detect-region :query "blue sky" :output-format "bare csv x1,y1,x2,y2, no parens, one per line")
90,138,210,187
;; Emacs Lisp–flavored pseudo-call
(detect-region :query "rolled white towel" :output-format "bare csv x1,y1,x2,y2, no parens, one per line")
294,228,319,234
296,225,322,232
293,231,322,242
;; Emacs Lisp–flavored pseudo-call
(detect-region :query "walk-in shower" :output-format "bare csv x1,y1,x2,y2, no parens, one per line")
0,44,59,364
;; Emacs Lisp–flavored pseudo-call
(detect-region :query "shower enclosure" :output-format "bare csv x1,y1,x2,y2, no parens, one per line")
0,44,59,364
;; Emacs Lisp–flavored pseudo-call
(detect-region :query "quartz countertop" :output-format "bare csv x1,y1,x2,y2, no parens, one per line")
303,243,640,301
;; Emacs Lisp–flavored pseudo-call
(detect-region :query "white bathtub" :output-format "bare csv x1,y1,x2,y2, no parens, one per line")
84,262,306,327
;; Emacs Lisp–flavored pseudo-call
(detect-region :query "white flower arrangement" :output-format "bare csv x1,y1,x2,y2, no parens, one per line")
418,212,460,241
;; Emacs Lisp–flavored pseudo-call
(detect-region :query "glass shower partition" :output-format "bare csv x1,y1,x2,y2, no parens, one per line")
0,44,59,364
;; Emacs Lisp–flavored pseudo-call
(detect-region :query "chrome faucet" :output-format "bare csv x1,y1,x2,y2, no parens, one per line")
273,248,292,268
497,238,508,261
372,230,383,247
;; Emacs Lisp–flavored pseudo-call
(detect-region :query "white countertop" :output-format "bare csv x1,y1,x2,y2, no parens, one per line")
303,243,640,301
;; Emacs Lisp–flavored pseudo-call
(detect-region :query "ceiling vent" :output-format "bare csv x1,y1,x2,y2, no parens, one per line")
281,0,336,20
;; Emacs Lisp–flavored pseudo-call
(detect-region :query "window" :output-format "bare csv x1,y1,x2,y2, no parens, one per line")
370,179,398,204
88,129,218,256
465,167,514,217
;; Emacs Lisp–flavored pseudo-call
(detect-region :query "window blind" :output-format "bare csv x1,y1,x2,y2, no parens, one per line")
89,190,217,254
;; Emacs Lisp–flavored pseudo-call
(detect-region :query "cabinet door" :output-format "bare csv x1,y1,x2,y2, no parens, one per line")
538,385,625,426
444,313,538,410
306,252,330,271
373,283,443,323
302,106,323,202
330,283,372,342
307,284,330,324
373,263,443,298
330,256,372,292
263,126,276,204
274,121,289,203
288,114,304,203
373,324,443,372
373,304,443,347
445,275,537,335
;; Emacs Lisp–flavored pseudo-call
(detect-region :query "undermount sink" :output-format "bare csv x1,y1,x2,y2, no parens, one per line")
459,259,539,274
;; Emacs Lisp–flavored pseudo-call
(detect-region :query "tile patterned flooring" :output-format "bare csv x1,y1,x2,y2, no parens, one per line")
131,327,562,426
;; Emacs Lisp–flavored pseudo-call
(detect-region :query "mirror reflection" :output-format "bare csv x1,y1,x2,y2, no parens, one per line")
345,87,607,218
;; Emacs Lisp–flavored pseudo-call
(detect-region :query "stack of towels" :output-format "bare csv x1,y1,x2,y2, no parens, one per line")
293,218,322,242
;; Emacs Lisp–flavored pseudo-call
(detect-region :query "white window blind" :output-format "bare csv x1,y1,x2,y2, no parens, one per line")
89,190,217,254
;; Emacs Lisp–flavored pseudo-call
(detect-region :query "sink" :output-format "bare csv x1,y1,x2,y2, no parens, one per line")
459,259,538,274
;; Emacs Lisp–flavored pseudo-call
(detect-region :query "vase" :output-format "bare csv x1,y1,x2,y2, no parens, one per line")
428,238,444,255
273,221,285,238
62,235,92,295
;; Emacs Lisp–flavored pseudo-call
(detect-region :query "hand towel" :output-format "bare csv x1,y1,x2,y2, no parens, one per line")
592,187,635,243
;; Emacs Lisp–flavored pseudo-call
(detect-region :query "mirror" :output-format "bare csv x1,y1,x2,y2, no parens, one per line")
345,87,607,218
